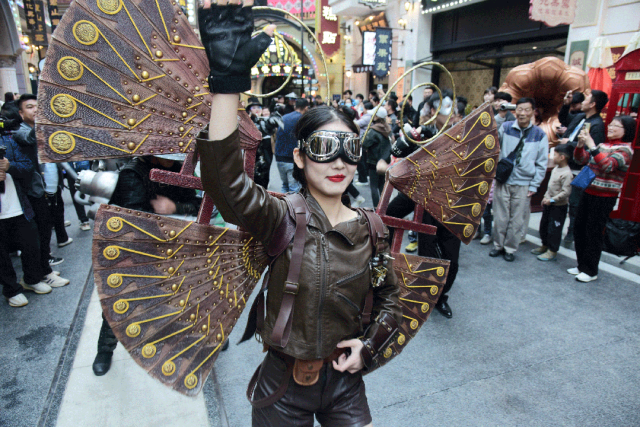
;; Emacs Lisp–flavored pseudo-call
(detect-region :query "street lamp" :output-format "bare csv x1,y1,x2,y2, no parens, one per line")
346,69,352,78
404,0,412,11
398,18,407,29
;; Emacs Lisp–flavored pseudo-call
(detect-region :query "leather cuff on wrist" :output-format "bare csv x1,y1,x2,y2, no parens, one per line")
208,74,251,94
359,312,399,370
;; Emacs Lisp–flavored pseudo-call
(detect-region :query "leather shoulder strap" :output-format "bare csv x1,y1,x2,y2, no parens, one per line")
357,208,386,255
270,193,309,348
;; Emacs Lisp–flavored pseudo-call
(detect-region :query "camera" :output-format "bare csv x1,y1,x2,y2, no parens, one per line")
0,116,22,134
499,103,517,111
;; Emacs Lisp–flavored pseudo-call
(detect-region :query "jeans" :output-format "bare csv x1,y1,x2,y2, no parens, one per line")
482,202,493,235
276,162,300,193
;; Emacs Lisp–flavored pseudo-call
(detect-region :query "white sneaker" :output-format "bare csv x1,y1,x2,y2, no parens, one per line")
480,234,492,245
352,195,366,208
64,220,71,227
52,271,60,276
7,293,28,307
576,272,597,282
567,267,580,275
355,180,368,186
80,222,91,231
44,272,70,288
58,238,73,248
20,279,52,294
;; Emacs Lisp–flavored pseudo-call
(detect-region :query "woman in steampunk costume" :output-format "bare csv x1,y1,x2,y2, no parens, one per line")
196,1,401,425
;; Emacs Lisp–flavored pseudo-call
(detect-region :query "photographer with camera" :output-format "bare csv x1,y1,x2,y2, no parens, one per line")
0,102,69,307
493,92,516,128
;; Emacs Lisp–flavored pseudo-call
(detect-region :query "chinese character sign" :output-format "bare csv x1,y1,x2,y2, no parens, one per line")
373,28,392,78
529,0,577,27
24,0,48,46
315,0,340,57
48,0,63,34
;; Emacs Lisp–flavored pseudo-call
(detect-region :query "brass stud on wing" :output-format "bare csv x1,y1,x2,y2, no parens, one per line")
141,71,149,79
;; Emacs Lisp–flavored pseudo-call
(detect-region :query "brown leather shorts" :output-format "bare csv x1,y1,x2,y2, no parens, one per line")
251,350,372,427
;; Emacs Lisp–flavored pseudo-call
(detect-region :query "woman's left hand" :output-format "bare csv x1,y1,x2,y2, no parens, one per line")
579,129,595,150
332,339,365,374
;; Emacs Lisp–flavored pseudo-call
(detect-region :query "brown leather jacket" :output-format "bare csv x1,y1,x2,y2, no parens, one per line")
197,129,401,360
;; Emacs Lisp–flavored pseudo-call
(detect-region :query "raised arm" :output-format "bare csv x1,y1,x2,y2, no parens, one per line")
196,0,286,244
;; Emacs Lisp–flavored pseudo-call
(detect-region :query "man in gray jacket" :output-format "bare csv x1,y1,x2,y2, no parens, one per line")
490,97,548,261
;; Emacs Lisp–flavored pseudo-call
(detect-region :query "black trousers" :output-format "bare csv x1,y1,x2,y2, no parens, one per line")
345,182,360,199
482,202,493,235
367,167,384,208
52,188,70,244
0,214,44,298
574,192,617,277
356,152,368,183
566,186,584,240
386,193,460,304
27,195,54,277
65,174,89,223
539,204,568,252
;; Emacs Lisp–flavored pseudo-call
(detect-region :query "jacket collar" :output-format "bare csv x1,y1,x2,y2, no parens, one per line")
303,191,365,245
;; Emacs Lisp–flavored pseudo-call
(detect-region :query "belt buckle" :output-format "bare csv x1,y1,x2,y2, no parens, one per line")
283,281,299,295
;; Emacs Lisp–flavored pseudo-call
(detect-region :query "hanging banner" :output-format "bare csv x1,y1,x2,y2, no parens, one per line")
24,0,48,46
315,0,340,57
269,0,315,20
48,0,63,34
529,0,577,27
373,28,392,78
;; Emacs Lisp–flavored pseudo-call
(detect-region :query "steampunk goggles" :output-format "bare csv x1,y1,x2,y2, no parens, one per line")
298,130,362,165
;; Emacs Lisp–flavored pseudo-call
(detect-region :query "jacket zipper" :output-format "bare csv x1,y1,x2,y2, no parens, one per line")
335,264,369,286
336,292,361,312
317,234,328,358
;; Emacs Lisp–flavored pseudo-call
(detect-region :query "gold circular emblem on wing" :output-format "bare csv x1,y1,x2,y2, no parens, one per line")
142,344,157,359
184,374,198,389
162,361,176,376
103,246,120,260
107,217,123,232
480,112,491,127
107,274,123,288
49,131,76,155
463,224,474,238
73,21,99,45
485,158,495,173
436,267,445,277
113,299,129,314
472,203,481,217
478,181,489,195
50,94,77,119
383,347,393,358
57,57,83,81
430,287,438,295
410,319,419,329
421,303,429,313
97,0,122,14
398,333,406,345
485,135,496,149
126,323,141,337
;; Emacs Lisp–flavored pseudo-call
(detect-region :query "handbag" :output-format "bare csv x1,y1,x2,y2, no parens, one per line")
495,127,529,184
570,166,596,189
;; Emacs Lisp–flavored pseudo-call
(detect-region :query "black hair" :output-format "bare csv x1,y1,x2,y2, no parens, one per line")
516,97,536,109
363,101,374,110
369,90,377,97
0,101,22,122
17,93,37,110
554,143,573,161
456,101,466,118
315,95,322,100
495,92,512,103
389,94,399,102
356,93,364,100
405,94,412,102
295,98,310,110
484,86,498,96
371,95,380,104
590,90,609,113
340,105,357,121
426,89,453,112
343,90,352,96
612,115,637,143
4,92,15,103
387,99,398,111
292,105,360,189
571,92,585,105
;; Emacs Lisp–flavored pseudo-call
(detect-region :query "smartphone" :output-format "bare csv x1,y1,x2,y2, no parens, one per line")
584,122,591,134
377,84,383,91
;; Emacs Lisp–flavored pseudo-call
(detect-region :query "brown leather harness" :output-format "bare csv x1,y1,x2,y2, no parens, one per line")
245,193,387,408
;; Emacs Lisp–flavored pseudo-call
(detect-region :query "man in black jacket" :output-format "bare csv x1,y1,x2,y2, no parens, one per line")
557,90,608,244
93,155,200,376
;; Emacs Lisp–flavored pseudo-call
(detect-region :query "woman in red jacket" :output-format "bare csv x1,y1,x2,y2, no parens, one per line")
569,116,636,282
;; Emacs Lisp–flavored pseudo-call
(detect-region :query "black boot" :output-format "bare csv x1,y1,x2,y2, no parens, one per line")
93,316,118,376
435,295,452,319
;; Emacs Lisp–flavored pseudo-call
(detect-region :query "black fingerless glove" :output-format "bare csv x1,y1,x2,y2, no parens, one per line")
198,4,272,94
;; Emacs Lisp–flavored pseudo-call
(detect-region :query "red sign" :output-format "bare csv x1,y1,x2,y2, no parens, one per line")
315,0,340,57
529,0,577,27
607,46,627,80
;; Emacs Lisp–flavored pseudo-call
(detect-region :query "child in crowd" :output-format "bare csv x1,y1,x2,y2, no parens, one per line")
531,144,573,261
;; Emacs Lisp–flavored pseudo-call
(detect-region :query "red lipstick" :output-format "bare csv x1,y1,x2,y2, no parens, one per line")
327,174,345,182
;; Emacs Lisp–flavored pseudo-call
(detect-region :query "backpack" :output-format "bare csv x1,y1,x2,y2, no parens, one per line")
603,218,640,258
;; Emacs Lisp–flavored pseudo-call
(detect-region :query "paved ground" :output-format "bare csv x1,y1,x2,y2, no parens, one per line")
2,165,639,427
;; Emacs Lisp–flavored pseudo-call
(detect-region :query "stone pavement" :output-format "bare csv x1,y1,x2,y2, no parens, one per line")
2,166,640,427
